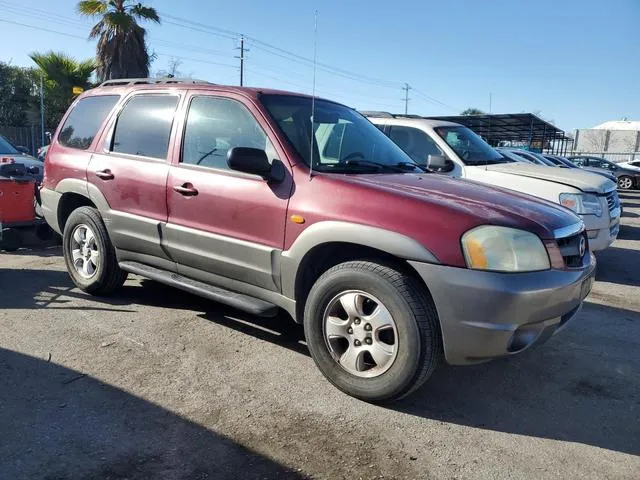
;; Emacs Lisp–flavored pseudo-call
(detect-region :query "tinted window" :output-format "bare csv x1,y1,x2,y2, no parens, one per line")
593,159,616,170
388,125,442,164
182,96,276,170
569,157,586,167
58,95,119,150
112,95,179,159
0,135,19,154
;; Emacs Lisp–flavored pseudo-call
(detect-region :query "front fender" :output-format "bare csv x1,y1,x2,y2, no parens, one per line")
279,220,439,299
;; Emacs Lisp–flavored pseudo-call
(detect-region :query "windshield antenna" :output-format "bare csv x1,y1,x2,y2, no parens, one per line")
309,10,318,181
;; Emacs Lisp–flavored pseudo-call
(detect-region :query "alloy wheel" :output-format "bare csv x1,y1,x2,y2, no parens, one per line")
322,290,399,378
70,224,100,279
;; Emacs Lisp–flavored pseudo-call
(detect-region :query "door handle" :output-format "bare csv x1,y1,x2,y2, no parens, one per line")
95,169,114,180
173,183,198,196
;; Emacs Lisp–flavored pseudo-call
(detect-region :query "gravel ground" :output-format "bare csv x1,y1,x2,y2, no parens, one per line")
1,193,639,480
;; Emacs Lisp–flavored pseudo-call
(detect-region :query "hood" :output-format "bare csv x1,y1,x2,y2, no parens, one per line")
479,162,615,193
341,173,581,239
0,154,44,181
582,166,617,181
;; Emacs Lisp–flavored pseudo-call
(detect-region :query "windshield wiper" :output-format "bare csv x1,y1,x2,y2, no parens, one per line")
344,159,406,173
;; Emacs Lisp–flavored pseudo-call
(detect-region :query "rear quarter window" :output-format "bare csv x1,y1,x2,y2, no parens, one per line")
58,95,120,150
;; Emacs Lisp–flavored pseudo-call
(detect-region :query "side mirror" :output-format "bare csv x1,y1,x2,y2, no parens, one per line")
427,154,454,172
227,147,283,182
16,146,29,154
45,132,53,143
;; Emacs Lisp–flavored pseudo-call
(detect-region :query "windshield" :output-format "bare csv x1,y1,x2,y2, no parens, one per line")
434,126,509,166
260,95,421,174
0,136,19,155
499,149,532,163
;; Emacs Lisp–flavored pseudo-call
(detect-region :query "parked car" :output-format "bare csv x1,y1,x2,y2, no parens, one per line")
543,154,618,183
618,159,640,172
0,135,44,184
567,155,640,190
496,148,556,166
40,79,596,402
364,113,620,251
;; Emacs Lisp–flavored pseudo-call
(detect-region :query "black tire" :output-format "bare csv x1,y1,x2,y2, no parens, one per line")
303,260,442,403
617,175,634,190
62,206,127,295
0,228,22,252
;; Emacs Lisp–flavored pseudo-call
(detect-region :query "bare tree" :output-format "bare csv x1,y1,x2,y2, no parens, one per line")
155,57,183,78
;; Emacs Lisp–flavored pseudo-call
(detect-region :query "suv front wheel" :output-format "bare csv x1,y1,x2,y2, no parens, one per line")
62,206,127,295
303,260,442,403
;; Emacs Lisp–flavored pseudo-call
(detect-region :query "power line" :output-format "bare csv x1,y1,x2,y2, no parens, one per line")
412,88,460,113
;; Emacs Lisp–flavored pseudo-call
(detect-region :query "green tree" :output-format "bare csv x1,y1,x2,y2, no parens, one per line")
0,62,37,126
29,51,96,127
461,108,486,116
77,0,160,81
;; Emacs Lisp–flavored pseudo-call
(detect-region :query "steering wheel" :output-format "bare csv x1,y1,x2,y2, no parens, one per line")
343,152,366,162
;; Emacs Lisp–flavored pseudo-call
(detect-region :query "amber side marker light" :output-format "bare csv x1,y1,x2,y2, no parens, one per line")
290,215,305,224
544,240,566,269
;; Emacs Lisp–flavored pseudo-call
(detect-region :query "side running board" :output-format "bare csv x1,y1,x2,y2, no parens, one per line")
119,261,279,317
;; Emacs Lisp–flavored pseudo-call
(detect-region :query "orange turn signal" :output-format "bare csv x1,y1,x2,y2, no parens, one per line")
464,238,488,269
290,215,305,224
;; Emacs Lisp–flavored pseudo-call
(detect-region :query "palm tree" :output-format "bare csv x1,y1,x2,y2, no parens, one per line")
77,0,160,81
29,51,97,126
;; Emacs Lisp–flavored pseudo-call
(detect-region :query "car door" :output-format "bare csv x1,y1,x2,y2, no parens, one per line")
88,92,181,269
165,92,293,292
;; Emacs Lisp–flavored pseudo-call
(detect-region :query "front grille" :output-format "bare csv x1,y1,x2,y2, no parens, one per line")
557,232,587,268
605,189,620,214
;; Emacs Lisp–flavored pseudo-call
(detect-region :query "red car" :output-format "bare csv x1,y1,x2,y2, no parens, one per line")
40,79,595,402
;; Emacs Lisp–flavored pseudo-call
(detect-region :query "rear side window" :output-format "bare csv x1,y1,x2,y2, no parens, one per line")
58,95,119,150
112,95,179,159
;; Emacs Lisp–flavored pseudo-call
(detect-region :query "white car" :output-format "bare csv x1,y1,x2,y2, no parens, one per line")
619,160,640,172
364,114,620,251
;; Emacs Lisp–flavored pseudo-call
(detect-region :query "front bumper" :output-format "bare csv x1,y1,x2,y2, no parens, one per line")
582,208,620,251
409,253,596,365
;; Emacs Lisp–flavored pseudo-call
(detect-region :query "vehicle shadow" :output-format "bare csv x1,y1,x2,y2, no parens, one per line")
0,267,308,356
0,348,306,479
617,224,640,241
392,301,640,456
595,244,640,287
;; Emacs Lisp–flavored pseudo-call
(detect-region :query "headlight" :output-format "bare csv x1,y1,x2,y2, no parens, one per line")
461,226,550,272
559,193,602,216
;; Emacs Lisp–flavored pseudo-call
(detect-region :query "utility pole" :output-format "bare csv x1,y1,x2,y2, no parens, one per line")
236,35,247,86
40,73,45,148
489,92,493,113
402,83,411,114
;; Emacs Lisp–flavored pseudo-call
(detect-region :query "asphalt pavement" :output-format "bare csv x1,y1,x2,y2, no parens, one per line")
1,193,639,479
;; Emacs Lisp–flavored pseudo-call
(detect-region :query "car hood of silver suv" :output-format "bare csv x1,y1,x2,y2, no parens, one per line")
478,162,616,194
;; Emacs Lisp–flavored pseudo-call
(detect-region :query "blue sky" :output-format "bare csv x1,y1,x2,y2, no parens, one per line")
1,0,638,132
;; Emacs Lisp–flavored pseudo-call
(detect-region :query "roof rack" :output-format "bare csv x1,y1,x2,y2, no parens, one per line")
360,111,425,120
360,111,394,118
99,78,213,88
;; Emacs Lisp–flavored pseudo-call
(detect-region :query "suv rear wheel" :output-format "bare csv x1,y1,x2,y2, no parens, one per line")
62,206,127,294
303,260,441,403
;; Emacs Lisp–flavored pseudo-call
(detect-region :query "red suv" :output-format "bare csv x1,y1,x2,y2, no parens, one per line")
40,79,595,402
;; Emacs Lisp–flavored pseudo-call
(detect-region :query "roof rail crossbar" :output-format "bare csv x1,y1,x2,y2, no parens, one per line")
359,111,395,118
99,78,213,87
